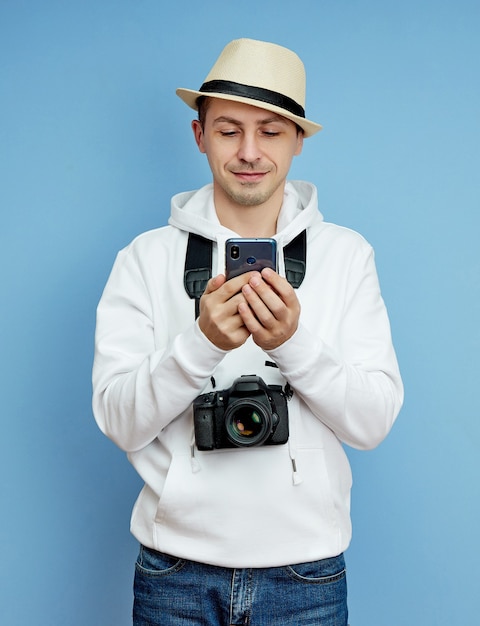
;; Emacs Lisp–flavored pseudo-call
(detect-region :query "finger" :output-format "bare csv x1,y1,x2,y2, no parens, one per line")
199,294,251,350
202,274,226,295
257,270,301,320
204,272,255,301
241,283,276,328
237,300,264,334
239,296,298,350
202,292,248,324
224,271,259,297
260,268,297,304
245,274,287,322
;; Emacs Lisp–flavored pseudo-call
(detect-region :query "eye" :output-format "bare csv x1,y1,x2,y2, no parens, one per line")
262,130,281,137
219,130,238,137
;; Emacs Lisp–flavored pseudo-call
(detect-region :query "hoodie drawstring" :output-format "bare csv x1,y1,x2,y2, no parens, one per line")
190,428,201,473
287,393,303,485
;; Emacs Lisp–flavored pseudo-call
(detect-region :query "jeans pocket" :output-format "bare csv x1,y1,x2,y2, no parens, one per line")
135,545,185,577
285,553,346,584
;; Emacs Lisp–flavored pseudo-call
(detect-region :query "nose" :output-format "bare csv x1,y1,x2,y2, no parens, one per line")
237,132,262,163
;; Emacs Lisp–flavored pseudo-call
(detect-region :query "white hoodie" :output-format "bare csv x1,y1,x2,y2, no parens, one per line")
92,181,403,567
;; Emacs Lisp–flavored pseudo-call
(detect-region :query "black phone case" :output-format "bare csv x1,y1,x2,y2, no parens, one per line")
225,238,277,280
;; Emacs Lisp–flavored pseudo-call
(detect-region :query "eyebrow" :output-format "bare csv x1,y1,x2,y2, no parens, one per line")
212,114,290,127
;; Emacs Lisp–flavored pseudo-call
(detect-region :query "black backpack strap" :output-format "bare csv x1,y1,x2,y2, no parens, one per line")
283,229,307,289
184,233,212,318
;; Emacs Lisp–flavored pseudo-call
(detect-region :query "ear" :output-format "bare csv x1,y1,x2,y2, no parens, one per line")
191,119,206,153
294,131,304,156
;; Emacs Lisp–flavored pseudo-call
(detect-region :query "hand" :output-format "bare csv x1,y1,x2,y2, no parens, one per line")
198,273,255,350
238,268,301,350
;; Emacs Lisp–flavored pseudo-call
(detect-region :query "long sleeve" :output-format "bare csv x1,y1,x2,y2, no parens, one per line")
92,244,226,453
267,244,403,450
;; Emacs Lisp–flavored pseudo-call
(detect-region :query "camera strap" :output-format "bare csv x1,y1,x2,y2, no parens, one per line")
184,230,307,318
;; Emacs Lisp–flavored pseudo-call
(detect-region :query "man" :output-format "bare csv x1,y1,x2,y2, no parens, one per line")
92,38,403,625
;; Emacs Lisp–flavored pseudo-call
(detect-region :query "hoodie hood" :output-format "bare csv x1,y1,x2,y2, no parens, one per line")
168,180,324,251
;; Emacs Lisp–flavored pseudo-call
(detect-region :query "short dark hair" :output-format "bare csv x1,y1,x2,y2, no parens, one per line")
196,96,212,130
195,95,304,136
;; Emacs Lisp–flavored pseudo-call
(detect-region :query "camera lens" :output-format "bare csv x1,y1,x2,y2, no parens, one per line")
224,400,271,447
231,246,240,260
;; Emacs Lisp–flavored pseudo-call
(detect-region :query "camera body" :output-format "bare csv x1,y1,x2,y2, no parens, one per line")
193,375,289,450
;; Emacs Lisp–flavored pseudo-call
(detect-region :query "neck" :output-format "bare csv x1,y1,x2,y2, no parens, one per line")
219,208,278,237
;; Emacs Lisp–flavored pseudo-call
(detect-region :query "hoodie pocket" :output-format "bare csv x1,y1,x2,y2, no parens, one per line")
154,452,205,533
154,444,341,559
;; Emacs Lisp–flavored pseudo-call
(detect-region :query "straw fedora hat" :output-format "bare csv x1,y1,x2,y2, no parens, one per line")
176,38,322,137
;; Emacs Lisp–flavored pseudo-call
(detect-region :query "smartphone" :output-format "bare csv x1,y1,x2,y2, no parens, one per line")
225,238,277,280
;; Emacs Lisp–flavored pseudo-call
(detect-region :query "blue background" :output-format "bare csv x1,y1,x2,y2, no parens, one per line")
1,1,479,624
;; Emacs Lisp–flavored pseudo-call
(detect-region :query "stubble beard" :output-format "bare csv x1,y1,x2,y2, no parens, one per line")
226,185,273,207
223,173,284,208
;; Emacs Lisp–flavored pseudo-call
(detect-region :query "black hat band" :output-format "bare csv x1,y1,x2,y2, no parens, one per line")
198,79,305,119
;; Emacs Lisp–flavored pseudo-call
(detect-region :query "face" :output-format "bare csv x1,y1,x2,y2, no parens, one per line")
192,99,304,211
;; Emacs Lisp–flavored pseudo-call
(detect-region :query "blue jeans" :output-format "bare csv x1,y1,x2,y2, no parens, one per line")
133,545,348,625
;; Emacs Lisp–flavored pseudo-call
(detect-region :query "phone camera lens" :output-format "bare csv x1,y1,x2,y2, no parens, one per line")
231,246,240,260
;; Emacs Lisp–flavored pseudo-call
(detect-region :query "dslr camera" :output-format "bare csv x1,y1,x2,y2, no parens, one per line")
193,375,289,450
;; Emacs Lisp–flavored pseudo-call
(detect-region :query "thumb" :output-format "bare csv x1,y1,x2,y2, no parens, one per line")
202,274,226,295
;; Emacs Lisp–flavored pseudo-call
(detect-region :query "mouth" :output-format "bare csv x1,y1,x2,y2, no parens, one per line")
231,171,268,183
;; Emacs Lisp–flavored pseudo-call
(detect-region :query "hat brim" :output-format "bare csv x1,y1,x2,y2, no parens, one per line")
176,88,322,138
